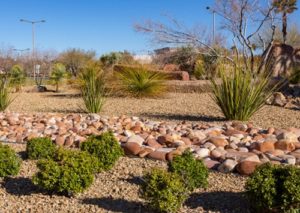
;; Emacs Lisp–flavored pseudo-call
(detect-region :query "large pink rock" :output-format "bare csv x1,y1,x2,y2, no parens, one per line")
209,137,228,147
236,161,261,175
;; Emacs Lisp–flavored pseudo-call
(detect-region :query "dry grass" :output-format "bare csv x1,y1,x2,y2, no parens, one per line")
7,86,300,129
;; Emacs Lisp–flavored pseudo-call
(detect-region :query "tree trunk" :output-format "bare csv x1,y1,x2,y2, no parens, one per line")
282,12,287,44
56,83,59,92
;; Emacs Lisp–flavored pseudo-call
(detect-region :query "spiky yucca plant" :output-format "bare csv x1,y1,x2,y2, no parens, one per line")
116,66,167,98
79,62,106,113
210,67,278,121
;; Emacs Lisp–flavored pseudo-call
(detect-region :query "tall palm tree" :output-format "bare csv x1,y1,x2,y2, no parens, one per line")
273,0,298,44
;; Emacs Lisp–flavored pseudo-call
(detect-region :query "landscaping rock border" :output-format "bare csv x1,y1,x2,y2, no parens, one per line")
0,112,299,175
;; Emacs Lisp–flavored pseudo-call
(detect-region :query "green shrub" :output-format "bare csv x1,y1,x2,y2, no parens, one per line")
9,65,26,92
211,67,277,121
0,78,12,111
50,63,67,92
80,131,123,172
116,66,167,98
33,148,97,196
246,163,300,212
79,62,106,113
141,168,189,213
26,137,56,160
168,150,208,191
0,144,21,177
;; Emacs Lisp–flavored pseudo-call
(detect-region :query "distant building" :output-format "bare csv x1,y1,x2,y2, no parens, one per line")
133,54,153,64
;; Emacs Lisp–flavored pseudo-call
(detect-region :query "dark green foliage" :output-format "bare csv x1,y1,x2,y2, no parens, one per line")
289,66,300,84
0,144,21,177
26,137,56,160
168,150,208,191
246,163,300,212
32,148,97,196
80,131,124,172
141,168,189,213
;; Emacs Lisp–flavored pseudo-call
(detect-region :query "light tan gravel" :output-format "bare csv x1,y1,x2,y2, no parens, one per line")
8,89,300,129
0,144,249,213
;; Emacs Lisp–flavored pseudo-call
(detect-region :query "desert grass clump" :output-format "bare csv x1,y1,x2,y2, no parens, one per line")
79,62,106,113
210,67,276,121
116,66,167,98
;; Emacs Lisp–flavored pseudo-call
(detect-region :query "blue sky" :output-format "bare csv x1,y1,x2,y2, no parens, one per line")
0,0,299,56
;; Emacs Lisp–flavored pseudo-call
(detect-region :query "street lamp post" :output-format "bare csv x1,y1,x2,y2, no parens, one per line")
12,48,30,60
20,19,45,81
206,6,216,45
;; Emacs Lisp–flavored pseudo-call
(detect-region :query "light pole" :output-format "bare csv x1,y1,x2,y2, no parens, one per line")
20,19,45,80
13,48,30,60
206,6,216,45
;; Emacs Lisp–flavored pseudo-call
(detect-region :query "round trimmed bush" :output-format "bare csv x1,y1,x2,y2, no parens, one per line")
32,148,98,196
80,131,124,172
168,150,208,191
141,168,189,213
26,137,56,160
0,144,21,177
246,163,300,212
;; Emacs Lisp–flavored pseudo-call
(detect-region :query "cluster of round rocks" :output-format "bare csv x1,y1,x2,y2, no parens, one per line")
0,112,299,176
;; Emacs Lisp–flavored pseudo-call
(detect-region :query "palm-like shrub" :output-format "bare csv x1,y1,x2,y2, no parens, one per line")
0,77,12,111
50,63,67,92
9,65,26,92
210,67,277,121
78,62,106,113
116,66,167,98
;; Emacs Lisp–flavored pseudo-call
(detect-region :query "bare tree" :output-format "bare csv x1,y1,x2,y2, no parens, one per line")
135,0,279,74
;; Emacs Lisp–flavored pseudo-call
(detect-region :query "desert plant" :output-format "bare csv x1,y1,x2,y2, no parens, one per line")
116,66,167,98
80,131,123,172
0,143,21,177
9,65,26,92
50,63,67,92
141,168,189,213
32,148,98,196
78,62,106,113
168,150,208,191
246,163,300,212
210,67,277,121
0,77,12,111
26,137,57,160
193,59,205,79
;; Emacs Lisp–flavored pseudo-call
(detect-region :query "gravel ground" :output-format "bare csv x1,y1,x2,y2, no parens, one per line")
8,89,300,129
0,144,250,213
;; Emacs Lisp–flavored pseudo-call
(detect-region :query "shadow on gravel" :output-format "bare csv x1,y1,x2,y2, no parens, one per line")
141,113,226,122
3,177,38,196
120,176,144,186
185,191,251,213
45,93,81,99
82,197,154,213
